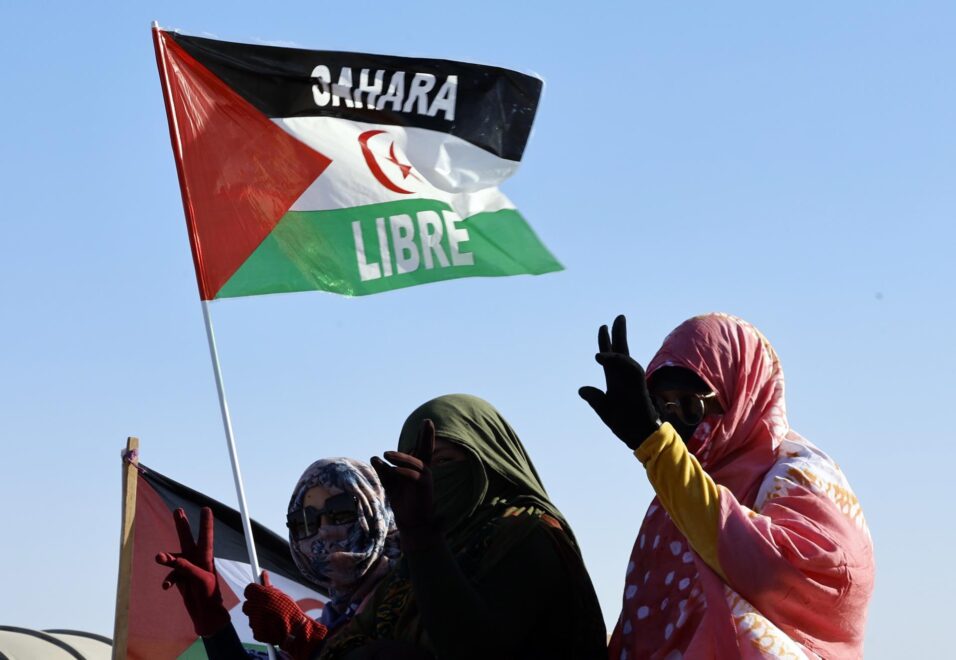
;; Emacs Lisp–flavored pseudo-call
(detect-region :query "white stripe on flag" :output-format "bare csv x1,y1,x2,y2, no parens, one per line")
216,558,328,646
276,117,520,218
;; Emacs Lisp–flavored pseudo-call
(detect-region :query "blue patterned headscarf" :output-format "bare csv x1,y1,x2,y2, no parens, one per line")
288,458,399,616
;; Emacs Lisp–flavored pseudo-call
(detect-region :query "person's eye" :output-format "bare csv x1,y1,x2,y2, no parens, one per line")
329,512,357,525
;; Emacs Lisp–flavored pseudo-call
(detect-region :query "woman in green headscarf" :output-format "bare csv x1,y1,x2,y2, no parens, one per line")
320,394,607,660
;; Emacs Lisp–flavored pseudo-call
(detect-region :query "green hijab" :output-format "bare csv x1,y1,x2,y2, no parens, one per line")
398,393,573,552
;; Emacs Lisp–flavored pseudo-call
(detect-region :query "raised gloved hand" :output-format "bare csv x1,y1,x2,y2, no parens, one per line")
579,314,662,450
242,571,328,659
155,507,230,637
371,419,437,549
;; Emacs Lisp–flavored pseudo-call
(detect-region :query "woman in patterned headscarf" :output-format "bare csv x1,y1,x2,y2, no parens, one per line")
284,458,401,632
157,458,399,660
580,314,875,659
320,394,608,660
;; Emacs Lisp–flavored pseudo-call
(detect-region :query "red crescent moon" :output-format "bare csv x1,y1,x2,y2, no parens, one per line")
358,129,414,195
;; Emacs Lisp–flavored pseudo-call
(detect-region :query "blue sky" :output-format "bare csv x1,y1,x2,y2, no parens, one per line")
1,2,953,657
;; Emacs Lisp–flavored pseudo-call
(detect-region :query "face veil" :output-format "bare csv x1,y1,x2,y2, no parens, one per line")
397,393,571,549
287,458,399,609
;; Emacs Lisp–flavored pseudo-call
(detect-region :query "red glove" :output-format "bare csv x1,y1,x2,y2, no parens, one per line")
243,570,328,660
155,507,231,637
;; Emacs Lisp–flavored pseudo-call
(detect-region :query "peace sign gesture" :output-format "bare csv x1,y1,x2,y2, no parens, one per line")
579,315,662,450
155,507,230,636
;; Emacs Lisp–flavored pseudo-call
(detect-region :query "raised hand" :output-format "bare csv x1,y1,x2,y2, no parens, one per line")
155,507,230,636
579,315,661,450
371,420,437,546
243,570,328,659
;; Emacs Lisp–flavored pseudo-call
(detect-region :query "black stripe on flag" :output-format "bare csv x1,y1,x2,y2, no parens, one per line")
140,464,313,585
167,32,542,162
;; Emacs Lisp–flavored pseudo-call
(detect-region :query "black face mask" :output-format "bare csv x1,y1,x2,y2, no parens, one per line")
649,366,719,450
664,415,701,446
430,457,487,532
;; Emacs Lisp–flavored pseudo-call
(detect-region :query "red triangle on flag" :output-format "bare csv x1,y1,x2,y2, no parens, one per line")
154,30,332,300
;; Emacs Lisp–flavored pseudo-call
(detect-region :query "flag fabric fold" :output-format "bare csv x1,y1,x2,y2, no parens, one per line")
153,28,561,300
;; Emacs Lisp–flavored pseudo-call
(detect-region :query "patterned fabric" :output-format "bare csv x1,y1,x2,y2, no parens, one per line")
609,314,874,659
709,436,873,659
288,458,400,623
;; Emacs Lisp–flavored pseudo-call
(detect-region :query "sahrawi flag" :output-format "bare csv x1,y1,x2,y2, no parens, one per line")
125,463,327,659
153,28,561,299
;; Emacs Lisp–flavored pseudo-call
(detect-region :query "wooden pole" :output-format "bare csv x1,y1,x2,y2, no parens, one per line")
112,436,140,660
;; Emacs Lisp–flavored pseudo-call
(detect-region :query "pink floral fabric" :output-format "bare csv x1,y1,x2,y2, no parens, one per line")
608,314,874,659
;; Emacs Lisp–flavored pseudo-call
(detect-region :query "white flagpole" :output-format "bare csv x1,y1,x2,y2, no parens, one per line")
201,301,277,660
154,20,275,659
201,300,264,581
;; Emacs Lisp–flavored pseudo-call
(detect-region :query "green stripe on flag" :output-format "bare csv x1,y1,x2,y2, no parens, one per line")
216,199,562,298
177,639,269,659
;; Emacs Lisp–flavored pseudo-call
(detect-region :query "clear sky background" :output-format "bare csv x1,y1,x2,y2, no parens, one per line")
1,2,953,657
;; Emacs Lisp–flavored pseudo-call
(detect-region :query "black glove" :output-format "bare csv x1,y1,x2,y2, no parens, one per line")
579,315,662,450
371,419,438,550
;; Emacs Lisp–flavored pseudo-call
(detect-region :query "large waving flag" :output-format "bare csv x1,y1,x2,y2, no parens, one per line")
153,28,561,299
121,461,327,659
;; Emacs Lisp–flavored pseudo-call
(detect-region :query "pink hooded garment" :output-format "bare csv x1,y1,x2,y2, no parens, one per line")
608,314,874,659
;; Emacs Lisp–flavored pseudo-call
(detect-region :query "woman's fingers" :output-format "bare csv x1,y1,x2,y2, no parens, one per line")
611,314,630,355
414,420,435,465
597,315,630,355
156,553,204,590
161,569,178,590
578,386,607,410
155,551,182,567
595,352,647,384
159,556,209,584
198,507,215,569
372,446,434,495
373,452,427,487
598,324,611,353
172,508,197,555
382,451,425,473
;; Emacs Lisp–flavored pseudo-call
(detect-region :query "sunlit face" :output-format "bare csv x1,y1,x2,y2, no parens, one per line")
287,484,360,536
648,366,724,443
432,437,470,465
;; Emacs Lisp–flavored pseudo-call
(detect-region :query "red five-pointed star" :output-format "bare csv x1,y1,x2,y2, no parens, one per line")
386,142,421,181
358,129,422,194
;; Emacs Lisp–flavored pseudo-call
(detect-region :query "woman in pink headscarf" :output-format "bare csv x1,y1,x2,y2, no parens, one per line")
580,314,874,659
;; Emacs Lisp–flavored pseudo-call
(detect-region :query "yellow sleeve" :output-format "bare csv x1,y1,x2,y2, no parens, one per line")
635,422,725,579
